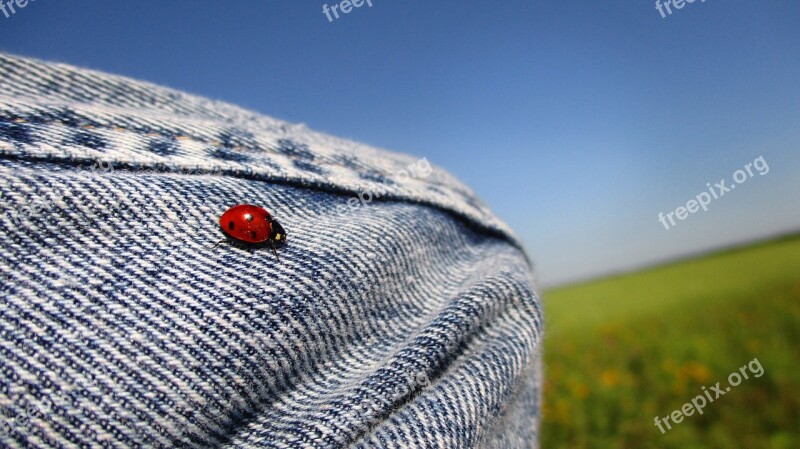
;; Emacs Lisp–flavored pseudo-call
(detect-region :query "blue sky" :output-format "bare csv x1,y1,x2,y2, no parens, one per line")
2,1,798,287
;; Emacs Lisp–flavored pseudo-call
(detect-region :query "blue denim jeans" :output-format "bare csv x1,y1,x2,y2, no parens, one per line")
0,53,543,448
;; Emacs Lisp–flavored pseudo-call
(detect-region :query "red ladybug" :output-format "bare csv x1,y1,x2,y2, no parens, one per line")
215,204,286,258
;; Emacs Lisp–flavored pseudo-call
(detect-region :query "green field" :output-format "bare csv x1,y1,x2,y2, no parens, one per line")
541,234,800,449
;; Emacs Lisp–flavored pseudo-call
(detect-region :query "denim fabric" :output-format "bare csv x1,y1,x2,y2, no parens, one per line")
0,53,543,448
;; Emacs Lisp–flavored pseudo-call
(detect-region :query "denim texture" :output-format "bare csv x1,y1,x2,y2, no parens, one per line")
0,53,543,448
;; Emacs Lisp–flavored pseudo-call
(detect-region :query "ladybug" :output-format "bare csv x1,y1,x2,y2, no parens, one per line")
215,204,286,258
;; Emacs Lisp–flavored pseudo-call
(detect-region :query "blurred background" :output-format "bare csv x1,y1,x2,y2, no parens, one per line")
2,1,798,447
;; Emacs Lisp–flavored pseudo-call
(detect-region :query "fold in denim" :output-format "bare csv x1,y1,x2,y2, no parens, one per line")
0,53,543,448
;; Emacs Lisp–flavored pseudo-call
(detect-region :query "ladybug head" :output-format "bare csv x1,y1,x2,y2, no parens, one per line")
269,219,287,245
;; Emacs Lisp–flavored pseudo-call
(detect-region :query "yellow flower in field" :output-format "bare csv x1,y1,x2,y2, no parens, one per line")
570,381,590,399
601,369,619,387
682,361,712,383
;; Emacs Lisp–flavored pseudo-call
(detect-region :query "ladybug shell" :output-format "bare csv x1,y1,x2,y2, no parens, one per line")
219,204,273,243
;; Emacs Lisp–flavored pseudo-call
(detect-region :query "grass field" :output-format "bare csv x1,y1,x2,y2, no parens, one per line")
541,234,800,449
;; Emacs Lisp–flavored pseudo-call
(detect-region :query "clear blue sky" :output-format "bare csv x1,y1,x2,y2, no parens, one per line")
2,1,798,287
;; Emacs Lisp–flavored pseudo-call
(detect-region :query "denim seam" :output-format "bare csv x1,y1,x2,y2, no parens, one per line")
0,152,529,258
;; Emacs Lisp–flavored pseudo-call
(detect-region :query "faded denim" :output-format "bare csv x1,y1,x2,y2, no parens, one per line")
0,53,543,448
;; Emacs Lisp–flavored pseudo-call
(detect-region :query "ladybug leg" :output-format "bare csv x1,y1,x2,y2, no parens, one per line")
212,239,227,249
269,240,280,262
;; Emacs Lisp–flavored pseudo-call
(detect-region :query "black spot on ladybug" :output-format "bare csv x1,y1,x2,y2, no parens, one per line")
250,231,258,239
71,130,107,150
0,121,33,144
147,139,177,156
228,221,235,230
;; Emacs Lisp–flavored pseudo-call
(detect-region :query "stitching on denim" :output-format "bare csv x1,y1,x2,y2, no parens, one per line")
0,115,408,181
